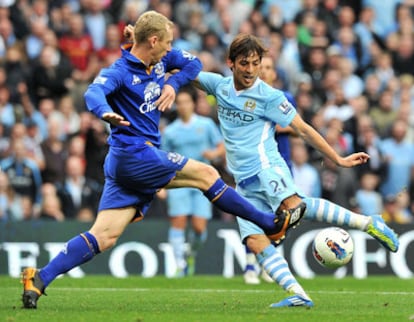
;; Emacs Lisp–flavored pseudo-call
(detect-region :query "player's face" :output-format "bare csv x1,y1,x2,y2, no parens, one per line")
151,25,173,65
260,57,276,86
229,52,261,90
176,92,194,120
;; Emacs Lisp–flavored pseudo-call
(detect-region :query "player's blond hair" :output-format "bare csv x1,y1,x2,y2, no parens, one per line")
134,10,174,43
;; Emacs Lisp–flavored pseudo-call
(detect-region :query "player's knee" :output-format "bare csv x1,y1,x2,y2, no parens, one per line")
197,163,220,186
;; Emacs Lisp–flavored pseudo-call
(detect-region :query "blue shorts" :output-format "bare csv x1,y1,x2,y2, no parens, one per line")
167,188,212,219
98,143,188,220
236,165,302,242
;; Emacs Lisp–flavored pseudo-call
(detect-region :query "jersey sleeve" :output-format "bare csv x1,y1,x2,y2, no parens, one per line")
197,71,223,96
164,49,202,92
267,91,297,128
84,67,123,118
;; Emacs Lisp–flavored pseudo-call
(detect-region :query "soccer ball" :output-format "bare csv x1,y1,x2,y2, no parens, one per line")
312,227,354,269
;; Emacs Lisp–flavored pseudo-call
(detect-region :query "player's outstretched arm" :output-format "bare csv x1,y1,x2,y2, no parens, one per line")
290,114,369,168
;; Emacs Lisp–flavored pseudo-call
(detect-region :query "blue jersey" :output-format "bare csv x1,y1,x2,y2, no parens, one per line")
84,46,202,148
83,46,202,218
197,72,296,183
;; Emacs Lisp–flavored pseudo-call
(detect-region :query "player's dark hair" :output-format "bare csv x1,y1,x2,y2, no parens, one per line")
177,84,198,104
227,34,268,63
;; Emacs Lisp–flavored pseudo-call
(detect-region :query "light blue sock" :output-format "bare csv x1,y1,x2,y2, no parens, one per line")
39,232,100,287
168,227,186,269
303,197,370,230
256,244,309,299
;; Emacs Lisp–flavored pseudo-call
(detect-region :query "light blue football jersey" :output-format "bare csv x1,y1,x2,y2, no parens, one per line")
197,72,297,183
162,114,223,163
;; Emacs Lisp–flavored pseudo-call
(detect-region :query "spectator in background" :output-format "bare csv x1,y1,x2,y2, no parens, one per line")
56,155,102,220
355,171,383,216
381,193,412,224
354,114,387,180
56,94,80,139
40,118,68,184
58,13,99,110
38,182,65,221
0,170,26,221
369,89,398,138
378,119,414,199
290,137,321,198
29,44,73,105
0,85,19,134
0,137,43,215
96,24,122,68
82,0,113,51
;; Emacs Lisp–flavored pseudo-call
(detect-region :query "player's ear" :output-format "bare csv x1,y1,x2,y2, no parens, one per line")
148,35,158,48
226,58,233,70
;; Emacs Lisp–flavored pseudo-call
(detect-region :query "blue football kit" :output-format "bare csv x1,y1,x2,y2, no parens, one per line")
84,46,202,218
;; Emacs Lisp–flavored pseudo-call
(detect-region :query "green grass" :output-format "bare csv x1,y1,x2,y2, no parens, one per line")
1,275,413,322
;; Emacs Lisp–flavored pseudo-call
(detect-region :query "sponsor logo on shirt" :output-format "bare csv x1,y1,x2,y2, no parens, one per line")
139,82,161,113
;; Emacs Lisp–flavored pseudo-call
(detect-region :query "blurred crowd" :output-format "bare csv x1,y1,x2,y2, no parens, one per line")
0,0,413,224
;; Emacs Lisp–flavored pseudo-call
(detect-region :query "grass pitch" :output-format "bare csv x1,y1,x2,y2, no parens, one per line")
1,275,413,322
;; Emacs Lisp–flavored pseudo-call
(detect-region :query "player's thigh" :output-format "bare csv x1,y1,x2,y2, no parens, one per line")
169,159,219,190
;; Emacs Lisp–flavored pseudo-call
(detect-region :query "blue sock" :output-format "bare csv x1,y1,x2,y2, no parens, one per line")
204,178,275,232
303,197,370,230
39,232,100,287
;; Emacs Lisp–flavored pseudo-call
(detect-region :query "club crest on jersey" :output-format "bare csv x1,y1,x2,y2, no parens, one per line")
278,100,292,114
244,99,256,112
132,74,141,85
154,63,165,78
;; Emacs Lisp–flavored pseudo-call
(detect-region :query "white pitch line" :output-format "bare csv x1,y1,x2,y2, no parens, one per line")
14,287,413,296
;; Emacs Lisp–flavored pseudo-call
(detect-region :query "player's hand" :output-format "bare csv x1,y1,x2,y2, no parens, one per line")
156,84,176,112
102,112,130,126
123,24,134,42
338,152,370,168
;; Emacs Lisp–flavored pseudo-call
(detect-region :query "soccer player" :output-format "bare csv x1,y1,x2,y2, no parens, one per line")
194,34,399,307
162,85,225,277
20,11,298,309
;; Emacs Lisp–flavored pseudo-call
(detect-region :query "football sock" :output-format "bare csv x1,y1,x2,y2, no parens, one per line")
245,245,257,272
257,244,310,300
204,179,275,231
168,227,186,270
39,232,100,287
303,197,371,230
